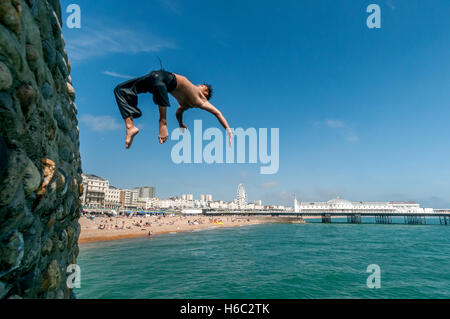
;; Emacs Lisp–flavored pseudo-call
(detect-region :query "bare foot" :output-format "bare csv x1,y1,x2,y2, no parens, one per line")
159,124,168,144
125,126,139,148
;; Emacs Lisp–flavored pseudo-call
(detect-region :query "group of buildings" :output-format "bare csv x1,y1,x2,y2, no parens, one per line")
81,173,436,214
80,174,156,210
80,174,279,211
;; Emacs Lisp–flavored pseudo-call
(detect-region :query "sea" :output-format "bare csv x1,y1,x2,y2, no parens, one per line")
74,220,450,299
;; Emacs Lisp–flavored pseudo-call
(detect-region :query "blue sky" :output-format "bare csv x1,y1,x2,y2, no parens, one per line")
61,0,450,208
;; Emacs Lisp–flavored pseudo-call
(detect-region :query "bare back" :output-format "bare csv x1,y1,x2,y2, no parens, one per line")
170,74,208,108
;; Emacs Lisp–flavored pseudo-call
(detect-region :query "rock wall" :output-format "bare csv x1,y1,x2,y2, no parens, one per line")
0,0,82,299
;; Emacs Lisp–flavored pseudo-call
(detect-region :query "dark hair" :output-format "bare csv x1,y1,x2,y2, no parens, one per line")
203,83,213,100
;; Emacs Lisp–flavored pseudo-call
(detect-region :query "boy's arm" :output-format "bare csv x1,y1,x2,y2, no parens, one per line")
176,105,189,131
198,101,233,147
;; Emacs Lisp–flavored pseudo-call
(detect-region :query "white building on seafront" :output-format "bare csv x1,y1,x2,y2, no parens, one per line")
105,186,121,209
133,186,156,200
81,174,109,208
236,184,247,209
294,196,434,214
200,194,213,202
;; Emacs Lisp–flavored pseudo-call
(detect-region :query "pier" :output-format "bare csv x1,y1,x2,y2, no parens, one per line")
203,211,450,226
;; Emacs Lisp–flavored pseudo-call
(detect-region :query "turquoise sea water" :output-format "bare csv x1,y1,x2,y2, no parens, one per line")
74,222,450,298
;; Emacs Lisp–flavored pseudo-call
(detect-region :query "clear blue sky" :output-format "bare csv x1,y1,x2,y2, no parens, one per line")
61,0,450,208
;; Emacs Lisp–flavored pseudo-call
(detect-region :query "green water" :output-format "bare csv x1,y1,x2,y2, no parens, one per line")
74,222,450,298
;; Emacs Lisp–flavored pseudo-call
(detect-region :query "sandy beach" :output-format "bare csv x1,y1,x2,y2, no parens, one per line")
78,214,270,244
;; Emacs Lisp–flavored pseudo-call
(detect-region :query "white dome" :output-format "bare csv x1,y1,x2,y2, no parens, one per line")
327,197,352,205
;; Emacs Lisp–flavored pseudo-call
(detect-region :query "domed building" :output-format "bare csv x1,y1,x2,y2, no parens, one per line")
294,196,433,214
293,196,431,214
327,197,354,209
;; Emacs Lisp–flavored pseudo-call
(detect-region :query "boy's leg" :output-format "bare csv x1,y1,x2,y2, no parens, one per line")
114,79,142,149
151,74,171,108
150,73,171,144
158,106,168,144
124,117,140,149
114,82,142,120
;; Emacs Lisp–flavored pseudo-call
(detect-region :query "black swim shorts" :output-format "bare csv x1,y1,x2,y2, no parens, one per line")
114,70,177,119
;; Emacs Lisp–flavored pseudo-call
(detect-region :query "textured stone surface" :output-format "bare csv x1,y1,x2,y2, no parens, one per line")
0,281,9,298
0,231,24,277
0,0,81,299
36,158,56,198
0,1,21,34
42,259,61,291
23,156,41,196
0,62,13,90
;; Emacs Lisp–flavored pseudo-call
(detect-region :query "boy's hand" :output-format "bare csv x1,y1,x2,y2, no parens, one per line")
226,128,233,147
159,122,169,144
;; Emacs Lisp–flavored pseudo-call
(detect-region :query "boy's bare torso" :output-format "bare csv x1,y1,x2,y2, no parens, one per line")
170,74,208,108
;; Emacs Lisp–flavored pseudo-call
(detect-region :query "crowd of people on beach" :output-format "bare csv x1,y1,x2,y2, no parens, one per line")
78,213,263,243
81,213,246,232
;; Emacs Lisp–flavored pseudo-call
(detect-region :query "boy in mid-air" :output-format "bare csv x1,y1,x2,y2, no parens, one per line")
114,69,233,148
